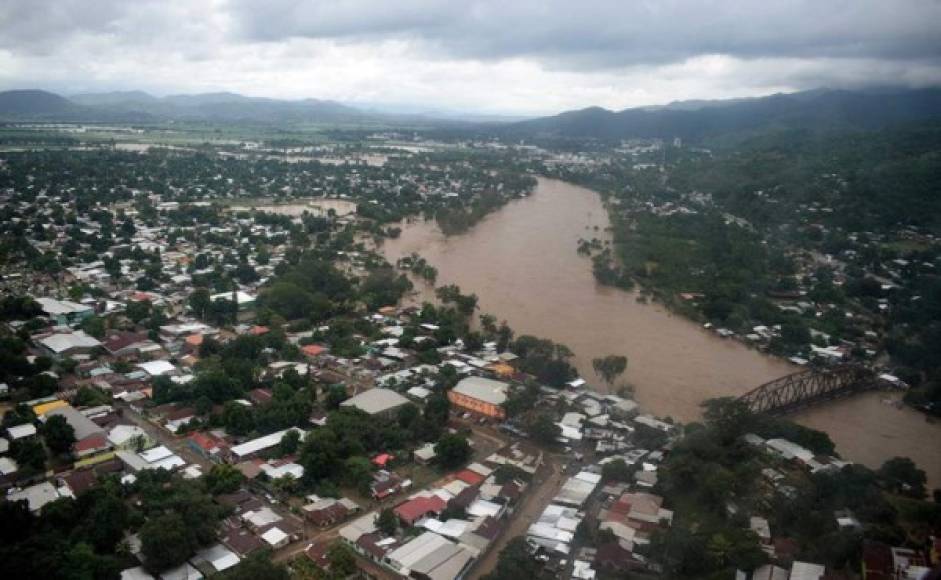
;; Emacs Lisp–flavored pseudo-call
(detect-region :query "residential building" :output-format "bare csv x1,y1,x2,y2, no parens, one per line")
44,405,110,458
340,388,410,419
384,531,476,580
228,428,305,462
8,481,73,513
394,493,448,526
35,297,94,326
37,330,102,358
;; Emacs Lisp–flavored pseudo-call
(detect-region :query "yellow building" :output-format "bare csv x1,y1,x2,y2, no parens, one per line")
32,399,69,417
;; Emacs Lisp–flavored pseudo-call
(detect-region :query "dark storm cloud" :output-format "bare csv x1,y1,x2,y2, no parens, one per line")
0,0,135,53
227,0,941,68
1,0,940,114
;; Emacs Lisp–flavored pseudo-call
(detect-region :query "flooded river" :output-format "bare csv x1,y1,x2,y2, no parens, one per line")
382,177,941,488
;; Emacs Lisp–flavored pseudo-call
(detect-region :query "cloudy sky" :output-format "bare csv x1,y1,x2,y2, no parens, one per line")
1,0,940,115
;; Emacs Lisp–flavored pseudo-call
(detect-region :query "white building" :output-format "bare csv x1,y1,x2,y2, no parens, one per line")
228,428,305,462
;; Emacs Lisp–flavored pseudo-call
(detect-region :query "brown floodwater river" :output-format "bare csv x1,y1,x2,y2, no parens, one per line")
381,177,941,489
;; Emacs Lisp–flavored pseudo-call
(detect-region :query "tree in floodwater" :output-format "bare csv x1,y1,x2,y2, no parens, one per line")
592,354,628,386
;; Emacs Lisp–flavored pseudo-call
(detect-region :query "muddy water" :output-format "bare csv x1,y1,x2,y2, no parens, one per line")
382,177,941,488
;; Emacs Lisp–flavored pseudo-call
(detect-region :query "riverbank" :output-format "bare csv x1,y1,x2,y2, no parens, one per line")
380,176,941,490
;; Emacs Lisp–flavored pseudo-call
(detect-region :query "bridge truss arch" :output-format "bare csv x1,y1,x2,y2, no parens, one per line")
737,364,891,415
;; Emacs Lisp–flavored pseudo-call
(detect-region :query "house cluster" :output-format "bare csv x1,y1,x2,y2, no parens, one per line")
729,435,872,579
123,496,306,579
732,519,937,580
118,486,308,579
744,433,852,479
545,380,674,459
313,442,540,580
2,396,155,496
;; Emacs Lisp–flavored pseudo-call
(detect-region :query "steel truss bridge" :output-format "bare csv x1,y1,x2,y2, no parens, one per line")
738,364,899,415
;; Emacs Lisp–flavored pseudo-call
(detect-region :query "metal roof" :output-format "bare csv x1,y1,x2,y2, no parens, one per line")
340,388,409,415
452,377,508,406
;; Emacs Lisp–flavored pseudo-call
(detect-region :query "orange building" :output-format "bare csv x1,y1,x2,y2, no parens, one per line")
448,377,509,419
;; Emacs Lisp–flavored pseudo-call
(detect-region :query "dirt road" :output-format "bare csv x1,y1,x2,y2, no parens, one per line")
466,452,566,580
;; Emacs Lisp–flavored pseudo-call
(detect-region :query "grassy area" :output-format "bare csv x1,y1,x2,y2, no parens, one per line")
395,462,445,491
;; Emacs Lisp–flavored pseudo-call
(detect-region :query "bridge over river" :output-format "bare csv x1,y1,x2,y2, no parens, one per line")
738,365,903,415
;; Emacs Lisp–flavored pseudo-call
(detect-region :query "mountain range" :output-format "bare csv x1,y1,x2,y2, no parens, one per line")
501,88,941,142
0,89,366,125
2,87,941,141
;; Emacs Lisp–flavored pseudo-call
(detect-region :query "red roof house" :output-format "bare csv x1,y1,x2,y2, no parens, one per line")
455,469,485,486
394,494,447,526
74,433,110,457
301,344,327,358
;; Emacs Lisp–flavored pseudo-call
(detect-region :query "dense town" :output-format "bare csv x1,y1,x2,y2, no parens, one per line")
0,132,938,580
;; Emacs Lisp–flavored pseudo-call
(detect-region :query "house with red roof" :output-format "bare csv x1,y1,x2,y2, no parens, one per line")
188,431,226,460
184,333,204,351
74,433,110,458
454,469,485,486
248,388,273,405
301,344,328,358
102,331,150,359
394,494,447,526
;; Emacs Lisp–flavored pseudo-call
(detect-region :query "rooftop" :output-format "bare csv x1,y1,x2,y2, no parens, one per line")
45,405,105,441
230,427,305,459
341,388,409,415
452,377,509,406
35,297,92,316
38,331,102,353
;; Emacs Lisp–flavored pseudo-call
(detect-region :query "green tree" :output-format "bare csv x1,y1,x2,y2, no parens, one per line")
80,315,106,339
2,403,36,428
482,537,539,580
701,397,754,445
423,392,450,428
325,384,348,409
279,429,301,456
343,456,375,495
222,401,255,436
879,457,927,498
63,541,122,580
261,281,330,322
592,354,628,386
376,508,398,536
125,300,152,324
601,458,633,482
435,433,471,469
85,492,129,552
300,429,341,486
188,288,212,320
141,512,196,572
204,464,245,495
42,414,76,455
326,543,358,578
222,553,289,580
529,414,561,446
73,386,110,407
